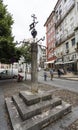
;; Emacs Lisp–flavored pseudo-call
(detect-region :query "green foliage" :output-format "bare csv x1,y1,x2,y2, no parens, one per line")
20,44,31,63
0,0,14,37
0,0,21,63
14,47,22,62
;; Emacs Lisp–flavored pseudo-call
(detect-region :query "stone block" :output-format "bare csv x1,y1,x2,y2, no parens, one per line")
19,91,40,105
19,91,52,106
5,98,72,130
22,101,71,130
12,95,62,120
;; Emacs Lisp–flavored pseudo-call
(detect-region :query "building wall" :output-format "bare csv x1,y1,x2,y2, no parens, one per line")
45,0,78,73
54,0,78,72
0,62,10,69
44,11,56,68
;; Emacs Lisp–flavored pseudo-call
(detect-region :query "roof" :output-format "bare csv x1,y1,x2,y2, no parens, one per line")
44,11,55,26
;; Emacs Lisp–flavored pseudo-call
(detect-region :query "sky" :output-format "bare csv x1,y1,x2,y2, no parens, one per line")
3,0,57,43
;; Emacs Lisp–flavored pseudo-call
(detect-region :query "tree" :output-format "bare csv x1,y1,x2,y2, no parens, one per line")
21,43,31,64
0,0,19,63
19,43,31,80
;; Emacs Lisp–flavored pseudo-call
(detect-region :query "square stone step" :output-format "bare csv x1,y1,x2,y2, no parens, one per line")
5,98,23,130
5,97,72,130
22,102,72,130
19,91,52,106
12,95,62,120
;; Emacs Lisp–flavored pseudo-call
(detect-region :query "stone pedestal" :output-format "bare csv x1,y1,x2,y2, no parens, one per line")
5,90,72,130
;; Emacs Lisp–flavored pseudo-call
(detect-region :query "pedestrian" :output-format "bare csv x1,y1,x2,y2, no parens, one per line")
44,69,47,81
57,68,61,78
49,68,54,80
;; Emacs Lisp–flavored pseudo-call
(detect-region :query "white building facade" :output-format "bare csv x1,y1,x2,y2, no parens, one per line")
55,0,78,73
45,0,78,73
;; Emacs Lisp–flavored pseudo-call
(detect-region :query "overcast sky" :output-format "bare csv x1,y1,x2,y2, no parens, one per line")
3,0,57,43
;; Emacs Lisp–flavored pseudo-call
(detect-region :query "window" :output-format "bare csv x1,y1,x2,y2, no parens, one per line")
56,30,58,34
66,42,69,49
64,0,67,2
56,10,58,20
71,38,75,46
70,17,73,22
77,2,78,10
59,5,62,15
64,18,67,26
60,26,62,31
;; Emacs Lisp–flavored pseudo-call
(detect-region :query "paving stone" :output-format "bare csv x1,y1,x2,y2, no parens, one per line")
19,91,52,106
43,106,78,130
5,98,72,130
0,88,9,130
12,95,62,120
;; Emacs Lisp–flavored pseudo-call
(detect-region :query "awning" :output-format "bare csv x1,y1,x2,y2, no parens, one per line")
63,61,74,64
45,60,55,64
55,62,64,65
55,60,75,65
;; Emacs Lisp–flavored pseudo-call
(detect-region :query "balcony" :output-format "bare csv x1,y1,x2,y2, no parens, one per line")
65,49,69,53
55,38,62,47
74,26,78,31
61,32,74,43
55,31,75,47
74,41,78,52
55,0,75,28
55,15,62,28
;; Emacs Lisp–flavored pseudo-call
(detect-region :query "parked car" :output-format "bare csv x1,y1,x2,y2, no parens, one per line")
0,69,18,79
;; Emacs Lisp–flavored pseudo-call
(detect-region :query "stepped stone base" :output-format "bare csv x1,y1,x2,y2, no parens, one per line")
19,91,52,105
12,95,62,120
5,90,72,130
